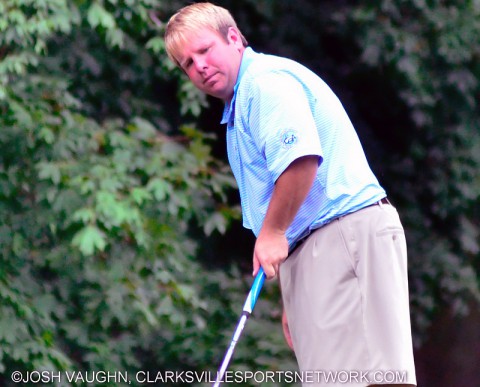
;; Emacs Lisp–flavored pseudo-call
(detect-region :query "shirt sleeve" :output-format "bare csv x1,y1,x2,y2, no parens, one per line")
246,71,323,183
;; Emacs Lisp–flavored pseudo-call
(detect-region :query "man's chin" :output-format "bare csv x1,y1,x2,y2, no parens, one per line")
206,88,230,101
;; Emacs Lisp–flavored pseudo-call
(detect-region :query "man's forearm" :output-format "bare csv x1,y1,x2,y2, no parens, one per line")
262,155,319,235
253,155,319,278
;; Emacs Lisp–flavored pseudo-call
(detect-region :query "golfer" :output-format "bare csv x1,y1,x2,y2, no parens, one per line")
165,3,416,386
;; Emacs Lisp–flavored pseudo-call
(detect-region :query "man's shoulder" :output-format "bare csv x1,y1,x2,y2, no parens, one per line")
244,50,299,77
241,49,321,90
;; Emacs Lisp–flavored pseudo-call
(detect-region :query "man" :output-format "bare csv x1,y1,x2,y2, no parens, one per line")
164,3,416,386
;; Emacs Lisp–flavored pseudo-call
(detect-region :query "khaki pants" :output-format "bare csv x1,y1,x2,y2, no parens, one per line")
280,203,417,386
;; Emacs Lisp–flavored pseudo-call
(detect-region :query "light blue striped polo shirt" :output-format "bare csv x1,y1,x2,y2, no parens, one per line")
221,47,386,248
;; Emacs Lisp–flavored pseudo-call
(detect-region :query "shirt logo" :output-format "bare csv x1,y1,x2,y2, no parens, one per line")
281,130,299,148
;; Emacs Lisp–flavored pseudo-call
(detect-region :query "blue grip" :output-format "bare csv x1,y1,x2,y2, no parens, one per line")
242,267,266,314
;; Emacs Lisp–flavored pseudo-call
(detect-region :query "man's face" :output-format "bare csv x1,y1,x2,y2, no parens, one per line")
177,27,245,101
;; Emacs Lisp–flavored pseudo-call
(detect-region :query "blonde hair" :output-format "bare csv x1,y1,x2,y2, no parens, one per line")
164,2,248,67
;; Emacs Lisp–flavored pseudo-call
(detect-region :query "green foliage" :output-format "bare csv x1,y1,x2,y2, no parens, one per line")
0,0,75,98
1,0,480,385
1,1,297,385
0,1,288,385
0,65,240,385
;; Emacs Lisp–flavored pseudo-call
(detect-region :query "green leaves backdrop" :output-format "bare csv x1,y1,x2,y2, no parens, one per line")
1,0,479,386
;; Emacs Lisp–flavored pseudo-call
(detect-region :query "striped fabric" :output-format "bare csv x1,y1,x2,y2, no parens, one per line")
221,47,385,248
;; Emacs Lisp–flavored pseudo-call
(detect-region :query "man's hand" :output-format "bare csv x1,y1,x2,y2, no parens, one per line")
253,228,289,279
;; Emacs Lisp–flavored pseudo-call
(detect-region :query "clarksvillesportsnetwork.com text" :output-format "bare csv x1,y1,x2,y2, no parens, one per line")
11,369,409,384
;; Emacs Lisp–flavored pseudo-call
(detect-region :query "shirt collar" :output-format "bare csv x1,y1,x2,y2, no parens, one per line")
221,47,256,124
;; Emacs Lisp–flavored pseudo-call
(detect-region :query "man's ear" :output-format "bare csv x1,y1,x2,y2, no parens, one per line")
227,27,242,47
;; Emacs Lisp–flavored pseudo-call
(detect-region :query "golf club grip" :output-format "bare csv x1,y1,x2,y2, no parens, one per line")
242,267,266,314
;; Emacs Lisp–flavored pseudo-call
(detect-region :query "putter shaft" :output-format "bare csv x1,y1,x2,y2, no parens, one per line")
212,268,266,387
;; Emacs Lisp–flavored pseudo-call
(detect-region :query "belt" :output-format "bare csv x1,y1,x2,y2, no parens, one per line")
364,196,391,209
289,197,391,254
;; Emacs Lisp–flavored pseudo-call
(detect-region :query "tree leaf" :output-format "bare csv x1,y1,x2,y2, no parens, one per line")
72,225,106,255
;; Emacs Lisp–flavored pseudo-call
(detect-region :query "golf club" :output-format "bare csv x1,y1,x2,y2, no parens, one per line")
212,267,266,387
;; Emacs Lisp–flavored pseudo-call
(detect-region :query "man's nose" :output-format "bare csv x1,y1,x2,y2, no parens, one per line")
193,57,207,72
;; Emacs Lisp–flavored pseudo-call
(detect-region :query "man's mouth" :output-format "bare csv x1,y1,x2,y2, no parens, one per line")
204,73,218,85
